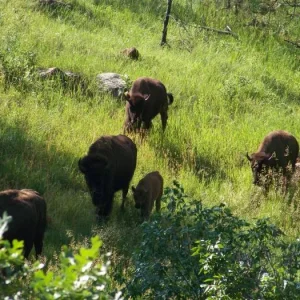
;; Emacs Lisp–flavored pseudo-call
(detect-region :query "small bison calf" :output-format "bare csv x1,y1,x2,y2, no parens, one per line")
121,47,140,60
132,171,163,221
0,189,47,259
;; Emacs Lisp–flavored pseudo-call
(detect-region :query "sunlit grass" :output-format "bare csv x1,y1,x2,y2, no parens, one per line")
0,0,299,266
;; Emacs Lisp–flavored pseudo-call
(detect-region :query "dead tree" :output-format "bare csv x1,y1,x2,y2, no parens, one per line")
161,0,173,46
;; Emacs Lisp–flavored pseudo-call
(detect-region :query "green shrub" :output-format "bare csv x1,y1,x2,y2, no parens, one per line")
124,181,300,299
0,45,37,92
0,212,122,300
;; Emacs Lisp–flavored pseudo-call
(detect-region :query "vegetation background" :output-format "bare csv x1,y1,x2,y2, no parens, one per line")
0,0,299,295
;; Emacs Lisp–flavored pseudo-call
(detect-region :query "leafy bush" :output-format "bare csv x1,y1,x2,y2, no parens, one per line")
124,181,300,299
0,212,122,300
0,46,37,92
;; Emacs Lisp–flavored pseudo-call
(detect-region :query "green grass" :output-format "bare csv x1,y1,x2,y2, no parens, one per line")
0,0,300,264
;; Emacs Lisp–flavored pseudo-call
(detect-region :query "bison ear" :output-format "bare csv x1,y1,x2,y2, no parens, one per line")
78,158,87,174
246,152,252,162
131,186,136,193
144,94,150,101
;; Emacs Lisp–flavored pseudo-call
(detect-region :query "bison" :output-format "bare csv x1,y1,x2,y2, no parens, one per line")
121,47,140,60
246,130,299,191
132,171,163,221
78,134,137,218
0,189,47,259
123,77,173,133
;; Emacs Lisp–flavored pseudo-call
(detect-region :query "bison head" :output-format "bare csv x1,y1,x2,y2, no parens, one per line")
246,152,275,185
131,186,147,209
78,154,111,207
125,92,150,126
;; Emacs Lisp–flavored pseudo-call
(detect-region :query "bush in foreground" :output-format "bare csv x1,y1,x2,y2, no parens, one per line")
0,212,121,300
124,181,300,299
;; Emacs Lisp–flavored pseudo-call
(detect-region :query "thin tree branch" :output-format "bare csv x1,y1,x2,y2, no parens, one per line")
284,39,300,48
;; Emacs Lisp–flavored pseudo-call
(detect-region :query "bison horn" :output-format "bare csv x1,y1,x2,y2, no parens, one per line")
268,152,276,160
144,94,150,101
246,152,252,161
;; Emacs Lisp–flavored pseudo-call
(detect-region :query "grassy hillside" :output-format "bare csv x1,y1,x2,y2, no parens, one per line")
0,0,300,265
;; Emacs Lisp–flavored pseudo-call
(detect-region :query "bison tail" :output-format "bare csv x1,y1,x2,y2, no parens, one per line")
167,93,174,105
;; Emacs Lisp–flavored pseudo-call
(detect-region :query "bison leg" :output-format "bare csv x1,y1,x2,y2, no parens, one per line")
34,228,46,258
156,190,163,212
160,110,168,131
23,240,34,259
156,197,161,212
121,186,129,210
34,237,44,258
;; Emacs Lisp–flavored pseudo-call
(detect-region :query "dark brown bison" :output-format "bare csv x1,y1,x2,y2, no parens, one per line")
78,135,137,217
0,189,47,259
131,171,163,221
123,77,173,133
121,47,140,60
246,130,299,190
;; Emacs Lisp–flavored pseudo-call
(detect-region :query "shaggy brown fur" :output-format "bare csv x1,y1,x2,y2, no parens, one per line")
124,77,173,133
121,47,140,60
132,171,163,221
78,135,137,217
0,189,47,259
246,130,299,190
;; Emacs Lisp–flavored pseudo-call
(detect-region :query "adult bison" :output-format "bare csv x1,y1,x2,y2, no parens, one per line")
123,77,174,133
0,189,47,259
246,130,299,191
78,135,137,217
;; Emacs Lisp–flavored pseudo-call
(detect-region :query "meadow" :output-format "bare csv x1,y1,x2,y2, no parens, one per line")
0,0,300,291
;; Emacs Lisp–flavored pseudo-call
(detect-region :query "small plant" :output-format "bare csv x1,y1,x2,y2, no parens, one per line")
0,46,37,92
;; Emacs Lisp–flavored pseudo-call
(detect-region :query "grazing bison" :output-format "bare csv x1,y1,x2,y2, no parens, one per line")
123,77,173,133
132,171,163,221
0,189,47,259
246,130,299,191
121,47,140,60
78,135,137,217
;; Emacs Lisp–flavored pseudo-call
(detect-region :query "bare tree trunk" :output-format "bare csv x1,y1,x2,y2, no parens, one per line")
161,0,173,46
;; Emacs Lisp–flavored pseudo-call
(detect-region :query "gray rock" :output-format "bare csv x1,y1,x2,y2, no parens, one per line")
97,73,127,98
38,67,87,92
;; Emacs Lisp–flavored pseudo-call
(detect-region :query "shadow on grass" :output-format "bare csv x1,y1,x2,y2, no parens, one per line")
148,133,227,183
261,75,300,104
0,120,82,193
36,0,113,32
0,119,98,256
35,0,190,34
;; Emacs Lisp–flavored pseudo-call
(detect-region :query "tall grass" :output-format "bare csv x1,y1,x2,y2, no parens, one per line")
0,0,299,262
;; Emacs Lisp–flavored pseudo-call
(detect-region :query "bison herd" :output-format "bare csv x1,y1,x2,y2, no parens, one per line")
1,76,299,259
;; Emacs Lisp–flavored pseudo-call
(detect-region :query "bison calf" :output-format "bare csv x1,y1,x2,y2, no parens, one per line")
78,134,137,218
124,77,173,133
132,171,163,221
246,130,299,192
121,47,140,60
0,189,47,259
